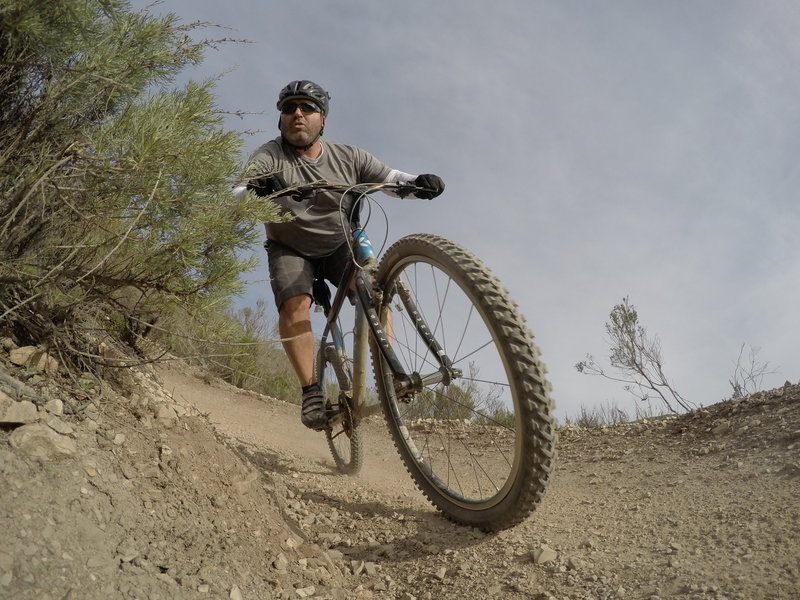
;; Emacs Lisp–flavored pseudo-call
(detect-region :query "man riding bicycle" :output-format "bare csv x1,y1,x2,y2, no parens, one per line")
244,80,445,430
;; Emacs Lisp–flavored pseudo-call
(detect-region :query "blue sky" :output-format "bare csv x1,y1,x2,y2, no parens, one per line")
130,0,799,420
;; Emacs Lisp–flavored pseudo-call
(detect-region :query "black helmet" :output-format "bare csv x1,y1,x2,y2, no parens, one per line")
277,80,330,116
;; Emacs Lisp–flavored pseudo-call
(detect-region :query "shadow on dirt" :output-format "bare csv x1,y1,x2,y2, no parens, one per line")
291,488,493,564
233,442,295,476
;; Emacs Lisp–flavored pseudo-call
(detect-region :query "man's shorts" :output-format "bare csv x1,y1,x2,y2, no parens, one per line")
266,240,353,311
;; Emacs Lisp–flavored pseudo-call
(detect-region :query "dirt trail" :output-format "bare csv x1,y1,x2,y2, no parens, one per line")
160,366,800,600
159,368,420,502
2,353,799,600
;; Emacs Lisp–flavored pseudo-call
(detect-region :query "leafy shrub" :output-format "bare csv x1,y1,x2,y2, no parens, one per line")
0,1,280,375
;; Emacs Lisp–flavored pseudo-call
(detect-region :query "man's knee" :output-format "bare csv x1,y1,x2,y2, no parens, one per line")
279,294,313,321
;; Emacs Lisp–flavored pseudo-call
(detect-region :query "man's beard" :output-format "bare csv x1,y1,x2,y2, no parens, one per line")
282,123,320,148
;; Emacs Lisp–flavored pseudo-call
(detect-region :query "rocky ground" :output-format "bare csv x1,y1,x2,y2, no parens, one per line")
1,340,799,600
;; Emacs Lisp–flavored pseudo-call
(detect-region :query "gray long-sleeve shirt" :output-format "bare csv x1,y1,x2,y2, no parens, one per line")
246,137,393,258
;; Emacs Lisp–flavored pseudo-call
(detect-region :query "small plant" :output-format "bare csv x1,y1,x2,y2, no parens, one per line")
576,296,694,414
728,344,778,399
563,398,662,427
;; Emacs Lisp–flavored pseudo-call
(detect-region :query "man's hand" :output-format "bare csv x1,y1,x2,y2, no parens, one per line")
247,174,288,197
414,174,445,199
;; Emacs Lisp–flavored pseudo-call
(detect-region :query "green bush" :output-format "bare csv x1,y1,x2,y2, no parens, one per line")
153,300,300,404
0,1,281,373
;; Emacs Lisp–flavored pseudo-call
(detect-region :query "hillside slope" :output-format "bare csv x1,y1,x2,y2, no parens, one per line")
1,349,798,599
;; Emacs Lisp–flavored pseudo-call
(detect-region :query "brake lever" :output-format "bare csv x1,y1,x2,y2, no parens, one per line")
394,183,419,198
292,186,316,202
271,185,316,202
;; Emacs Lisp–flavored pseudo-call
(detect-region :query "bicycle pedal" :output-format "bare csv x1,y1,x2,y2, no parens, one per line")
325,406,343,424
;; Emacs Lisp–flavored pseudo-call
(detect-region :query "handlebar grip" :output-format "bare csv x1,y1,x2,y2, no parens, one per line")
289,186,316,202
263,185,315,202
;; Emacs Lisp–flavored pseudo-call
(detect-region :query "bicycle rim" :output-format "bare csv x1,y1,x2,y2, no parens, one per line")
373,234,556,530
320,345,364,475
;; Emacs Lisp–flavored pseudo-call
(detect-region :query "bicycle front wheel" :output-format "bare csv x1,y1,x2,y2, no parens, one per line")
372,234,556,530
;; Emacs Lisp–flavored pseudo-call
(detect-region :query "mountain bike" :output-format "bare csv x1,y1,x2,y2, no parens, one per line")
265,181,556,531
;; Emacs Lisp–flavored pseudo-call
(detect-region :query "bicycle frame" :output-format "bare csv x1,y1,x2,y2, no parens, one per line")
318,245,460,420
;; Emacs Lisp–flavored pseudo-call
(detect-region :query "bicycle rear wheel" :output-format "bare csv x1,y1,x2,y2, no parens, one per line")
372,233,556,530
320,343,364,475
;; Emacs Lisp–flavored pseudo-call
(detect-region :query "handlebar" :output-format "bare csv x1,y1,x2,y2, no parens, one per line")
232,180,429,201
289,181,426,201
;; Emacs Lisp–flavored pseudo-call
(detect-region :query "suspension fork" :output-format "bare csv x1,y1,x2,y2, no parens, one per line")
350,303,379,417
354,272,460,396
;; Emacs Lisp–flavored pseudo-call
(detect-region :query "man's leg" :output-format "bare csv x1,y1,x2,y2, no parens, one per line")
278,294,315,386
278,293,327,429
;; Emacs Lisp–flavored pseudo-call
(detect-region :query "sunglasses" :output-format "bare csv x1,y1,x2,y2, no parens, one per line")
280,101,321,115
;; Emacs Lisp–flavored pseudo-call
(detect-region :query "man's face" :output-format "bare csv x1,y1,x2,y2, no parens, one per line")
279,100,325,147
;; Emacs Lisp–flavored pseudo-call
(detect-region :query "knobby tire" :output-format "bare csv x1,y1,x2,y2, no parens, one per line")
320,345,364,475
371,233,557,530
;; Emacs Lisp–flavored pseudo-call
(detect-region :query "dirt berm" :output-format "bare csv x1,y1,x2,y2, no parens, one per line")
1,344,798,599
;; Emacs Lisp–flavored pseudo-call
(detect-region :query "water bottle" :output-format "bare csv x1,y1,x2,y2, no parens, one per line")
352,228,375,264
